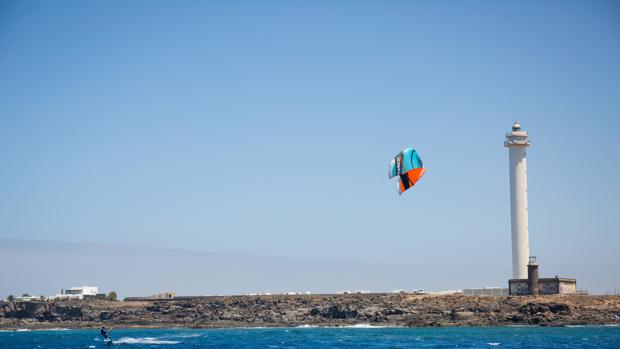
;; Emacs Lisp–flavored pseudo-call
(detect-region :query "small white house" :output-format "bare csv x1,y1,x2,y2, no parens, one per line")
15,295,44,301
57,286,99,300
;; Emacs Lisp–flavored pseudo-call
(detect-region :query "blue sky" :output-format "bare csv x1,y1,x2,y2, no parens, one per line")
1,1,619,294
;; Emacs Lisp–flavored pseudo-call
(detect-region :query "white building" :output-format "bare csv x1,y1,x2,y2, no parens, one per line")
284,291,312,295
463,287,509,296
56,286,99,300
14,295,44,301
428,289,462,295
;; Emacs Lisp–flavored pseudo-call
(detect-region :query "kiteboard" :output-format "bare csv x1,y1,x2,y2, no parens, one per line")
104,338,113,346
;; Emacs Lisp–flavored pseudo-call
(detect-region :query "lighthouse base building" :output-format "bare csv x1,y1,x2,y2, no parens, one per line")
508,257,577,295
508,278,577,296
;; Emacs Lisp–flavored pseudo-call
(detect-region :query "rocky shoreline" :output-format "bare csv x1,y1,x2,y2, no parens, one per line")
1,294,619,330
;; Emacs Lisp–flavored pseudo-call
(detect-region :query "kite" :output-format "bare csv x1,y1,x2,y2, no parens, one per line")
389,148,426,195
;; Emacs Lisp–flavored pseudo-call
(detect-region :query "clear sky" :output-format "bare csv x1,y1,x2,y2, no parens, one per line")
1,1,619,294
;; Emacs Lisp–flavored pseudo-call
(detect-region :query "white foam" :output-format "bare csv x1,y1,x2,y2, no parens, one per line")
340,324,391,328
296,323,398,329
113,337,180,345
89,346,96,348
163,333,203,338
487,343,500,346
15,329,30,332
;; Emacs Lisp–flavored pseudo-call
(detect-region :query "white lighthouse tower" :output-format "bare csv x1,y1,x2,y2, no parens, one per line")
504,121,531,279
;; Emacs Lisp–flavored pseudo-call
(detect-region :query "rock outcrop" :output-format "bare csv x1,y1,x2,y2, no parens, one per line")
1,294,619,329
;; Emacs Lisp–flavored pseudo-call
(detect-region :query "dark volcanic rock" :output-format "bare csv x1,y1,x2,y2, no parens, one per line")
548,303,570,314
320,305,358,319
0,295,618,329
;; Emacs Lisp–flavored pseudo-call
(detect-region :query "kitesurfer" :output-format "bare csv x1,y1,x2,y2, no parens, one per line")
100,326,110,340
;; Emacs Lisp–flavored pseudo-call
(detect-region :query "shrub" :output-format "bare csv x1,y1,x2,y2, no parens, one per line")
106,291,118,301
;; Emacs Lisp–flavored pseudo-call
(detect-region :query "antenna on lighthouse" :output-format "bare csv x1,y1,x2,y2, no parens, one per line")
504,121,531,279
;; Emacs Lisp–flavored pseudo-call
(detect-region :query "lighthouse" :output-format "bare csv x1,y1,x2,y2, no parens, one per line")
504,121,531,279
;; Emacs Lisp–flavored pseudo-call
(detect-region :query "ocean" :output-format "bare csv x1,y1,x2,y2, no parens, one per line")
1,326,619,348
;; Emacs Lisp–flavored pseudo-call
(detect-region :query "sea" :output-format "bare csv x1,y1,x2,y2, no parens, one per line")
1,325,619,349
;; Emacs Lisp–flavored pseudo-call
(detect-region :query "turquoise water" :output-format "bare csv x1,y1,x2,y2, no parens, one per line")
1,326,619,348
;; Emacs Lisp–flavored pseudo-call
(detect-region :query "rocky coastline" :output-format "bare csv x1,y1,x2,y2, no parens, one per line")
1,294,619,330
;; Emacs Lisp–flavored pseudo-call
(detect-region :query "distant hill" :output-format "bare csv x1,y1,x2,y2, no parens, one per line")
2,238,613,297
0,239,453,298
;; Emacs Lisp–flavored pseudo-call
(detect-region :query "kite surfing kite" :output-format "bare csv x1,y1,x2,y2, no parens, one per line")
389,148,426,195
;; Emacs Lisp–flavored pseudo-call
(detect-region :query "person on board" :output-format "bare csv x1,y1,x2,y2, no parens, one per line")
100,326,110,340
